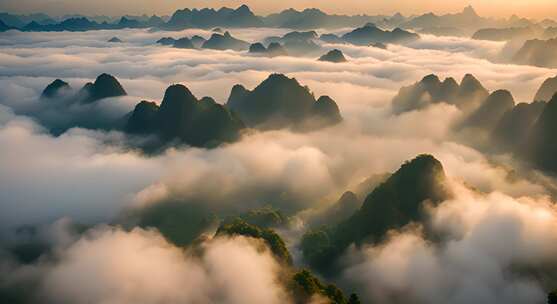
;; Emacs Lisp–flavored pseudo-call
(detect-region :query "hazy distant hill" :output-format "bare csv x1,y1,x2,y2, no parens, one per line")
261,8,404,29
164,5,263,29
0,12,55,28
401,5,544,37
0,20,13,32
202,32,250,51
534,76,557,101
342,23,419,45
3,4,555,35
513,38,557,68
472,26,542,41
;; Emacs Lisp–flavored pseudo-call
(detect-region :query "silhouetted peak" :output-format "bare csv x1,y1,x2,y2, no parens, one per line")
441,77,458,87
422,74,441,85
161,84,197,107
230,84,249,95
488,89,515,104
491,100,546,152
460,73,485,91
267,42,288,56
259,74,303,91
79,74,126,103
174,37,194,49
125,100,160,134
364,22,377,28
316,95,335,103
227,84,250,108
312,96,343,124
534,75,557,102
282,30,318,41
343,23,419,46
361,153,451,229
368,154,452,204
521,93,557,172
227,73,325,129
157,37,176,45
440,77,460,99
338,191,358,205
202,31,249,51
190,35,206,48
302,8,325,14
41,79,71,98
462,5,478,17
398,154,444,178
236,4,251,13
318,49,347,63
81,82,94,92
249,42,267,53
108,37,123,43
461,89,515,131
94,73,126,95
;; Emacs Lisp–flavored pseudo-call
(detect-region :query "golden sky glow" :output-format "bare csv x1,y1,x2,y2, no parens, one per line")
1,0,556,20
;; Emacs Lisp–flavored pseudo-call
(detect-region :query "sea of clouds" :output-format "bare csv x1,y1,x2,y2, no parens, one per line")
1,27,557,303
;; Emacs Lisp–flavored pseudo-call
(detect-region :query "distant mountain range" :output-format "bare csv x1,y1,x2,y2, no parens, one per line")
512,38,557,68
392,72,557,174
37,72,343,150
2,4,555,34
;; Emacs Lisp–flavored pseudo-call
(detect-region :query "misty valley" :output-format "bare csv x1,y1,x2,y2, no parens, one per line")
2,3,557,304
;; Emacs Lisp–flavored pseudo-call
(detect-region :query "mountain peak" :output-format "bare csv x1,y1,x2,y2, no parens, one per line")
237,4,251,12
227,73,332,129
461,73,484,90
462,5,478,16
301,154,451,270
41,79,71,98
93,73,126,95
534,75,557,102
161,84,197,106
80,73,126,103
312,95,343,126
422,74,441,84
318,49,347,63
460,89,515,131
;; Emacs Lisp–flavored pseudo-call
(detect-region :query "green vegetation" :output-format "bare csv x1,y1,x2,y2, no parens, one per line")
291,269,349,304
302,154,452,272
223,206,288,228
226,73,342,130
216,218,292,265
137,202,218,246
216,219,361,303
126,84,245,148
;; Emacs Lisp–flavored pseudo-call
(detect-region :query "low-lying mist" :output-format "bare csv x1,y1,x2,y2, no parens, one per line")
2,27,557,304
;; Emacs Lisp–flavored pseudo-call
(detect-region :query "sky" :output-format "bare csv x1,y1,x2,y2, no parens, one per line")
1,0,557,20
